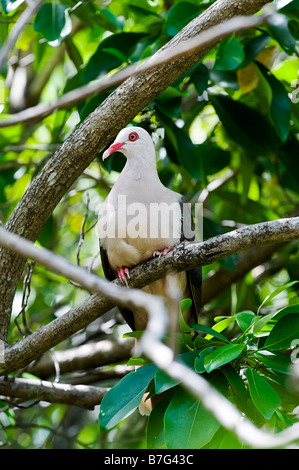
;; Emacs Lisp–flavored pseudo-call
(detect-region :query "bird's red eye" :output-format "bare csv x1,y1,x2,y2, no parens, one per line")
129,132,139,142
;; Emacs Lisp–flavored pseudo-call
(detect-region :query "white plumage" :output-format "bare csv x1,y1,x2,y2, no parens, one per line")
98,126,201,331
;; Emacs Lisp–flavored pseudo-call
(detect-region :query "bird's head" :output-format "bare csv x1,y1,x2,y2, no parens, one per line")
102,127,154,161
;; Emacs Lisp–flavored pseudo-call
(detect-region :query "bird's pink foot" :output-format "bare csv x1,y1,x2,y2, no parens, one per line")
153,248,170,258
117,267,130,286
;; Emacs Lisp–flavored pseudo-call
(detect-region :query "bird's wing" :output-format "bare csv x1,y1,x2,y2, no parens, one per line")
100,241,136,330
179,195,202,324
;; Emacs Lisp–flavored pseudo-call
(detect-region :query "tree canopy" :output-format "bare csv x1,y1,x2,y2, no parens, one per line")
1,0,299,450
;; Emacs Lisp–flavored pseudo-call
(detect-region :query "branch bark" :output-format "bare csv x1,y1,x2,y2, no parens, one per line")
30,338,134,378
0,0,271,342
0,216,298,375
0,376,108,409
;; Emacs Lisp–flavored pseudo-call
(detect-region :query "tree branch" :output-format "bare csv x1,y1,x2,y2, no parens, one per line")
0,0,43,72
0,5,273,128
202,242,287,306
0,376,109,409
29,338,134,378
1,221,299,446
0,217,298,375
0,0,271,342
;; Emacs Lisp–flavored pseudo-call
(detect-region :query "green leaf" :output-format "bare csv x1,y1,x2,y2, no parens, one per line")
204,344,245,373
264,312,299,351
147,392,172,449
215,37,245,71
255,350,291,374
245,369,281,419
190,63,209,95
278,0,299,21
201,145,231,177
222,365,249,402
257,281,299,315
258,64,291,141
210,94,279,156
179,298,193,334
98,363,157,431
235,311,256,332
164,388,220,449
240,33,270,69
205,316,236,340
81,32,145,83
155,351,199,394
267,13,296,54
164,2,201,37
34,3,72,44
189,323,229,342
194,347,215,373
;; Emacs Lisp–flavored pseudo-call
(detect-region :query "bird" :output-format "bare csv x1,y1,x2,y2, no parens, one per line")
98,126,201,332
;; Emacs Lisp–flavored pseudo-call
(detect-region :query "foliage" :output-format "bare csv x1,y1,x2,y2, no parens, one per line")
0,0,299,450
99,293,299,448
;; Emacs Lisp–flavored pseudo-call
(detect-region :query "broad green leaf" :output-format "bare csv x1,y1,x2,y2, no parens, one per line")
235,311,256,332
191,63,209,95
34,3,72,44
255,350,291,373
179,298,193,334
81,32,145,83
245,369,280,419
201,145,231,177
264,312,299,351
210,70,239,89
98,363,157,431
240,33,270,69
155,351,198,394
210,94,279,156
279,0,299,20
194,347,215,373
222,365,249,403
147,392,171,449
258,64,291,141
253,304,299,336
215,37,245,71
164,2,201,37
164,388,220,449
267,13,296,54
273,57,299,83
204,344,245,373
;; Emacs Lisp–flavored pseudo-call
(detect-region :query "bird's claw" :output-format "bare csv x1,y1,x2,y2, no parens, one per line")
118,267,130,286
153,248,170,258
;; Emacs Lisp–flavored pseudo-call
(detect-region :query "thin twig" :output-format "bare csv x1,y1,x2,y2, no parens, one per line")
0,0,43,72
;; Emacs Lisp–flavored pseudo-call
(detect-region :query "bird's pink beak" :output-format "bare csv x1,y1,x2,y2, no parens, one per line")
102,142,125,160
